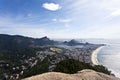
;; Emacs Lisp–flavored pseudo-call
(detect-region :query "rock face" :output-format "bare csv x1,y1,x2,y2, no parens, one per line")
23,69,120,80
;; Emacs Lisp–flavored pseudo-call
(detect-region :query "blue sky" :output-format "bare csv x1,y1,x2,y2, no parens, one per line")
0,0,120,39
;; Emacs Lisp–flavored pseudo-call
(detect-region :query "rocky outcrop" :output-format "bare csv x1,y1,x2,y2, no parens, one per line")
23,69,120,80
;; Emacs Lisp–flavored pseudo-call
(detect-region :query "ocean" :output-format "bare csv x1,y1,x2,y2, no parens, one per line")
56,39,120,77
84,39,120,77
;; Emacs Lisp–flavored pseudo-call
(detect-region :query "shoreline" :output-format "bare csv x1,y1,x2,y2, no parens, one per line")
91,46,104,65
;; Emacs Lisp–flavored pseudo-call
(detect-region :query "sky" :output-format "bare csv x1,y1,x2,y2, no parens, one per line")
0,0,120,39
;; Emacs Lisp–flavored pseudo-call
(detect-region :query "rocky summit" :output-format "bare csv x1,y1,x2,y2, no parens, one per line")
23,69,120,80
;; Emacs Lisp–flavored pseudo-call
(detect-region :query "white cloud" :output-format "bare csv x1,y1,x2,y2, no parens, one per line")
52,18,57,22
59,19,72,23
42,3,62,11
27,13,32,17
107,10,120,18
52,18,72,23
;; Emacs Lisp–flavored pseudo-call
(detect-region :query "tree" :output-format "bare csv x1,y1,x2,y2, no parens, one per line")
54,59,111,75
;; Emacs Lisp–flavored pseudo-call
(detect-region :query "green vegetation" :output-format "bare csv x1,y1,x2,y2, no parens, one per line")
23,58,50,78
54,59,111,75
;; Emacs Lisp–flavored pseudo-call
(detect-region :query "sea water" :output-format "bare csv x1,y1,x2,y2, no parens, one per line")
56,39,120,77
83,39,120,77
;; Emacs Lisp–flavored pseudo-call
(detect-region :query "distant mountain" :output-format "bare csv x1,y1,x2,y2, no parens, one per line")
0,34,94,51
63,39,89,46
0,34,57,51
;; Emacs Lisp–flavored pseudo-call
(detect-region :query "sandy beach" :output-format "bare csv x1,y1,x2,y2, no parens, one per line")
91,46,104,65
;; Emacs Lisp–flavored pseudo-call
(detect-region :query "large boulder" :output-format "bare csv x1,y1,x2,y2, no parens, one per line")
23,69,120,80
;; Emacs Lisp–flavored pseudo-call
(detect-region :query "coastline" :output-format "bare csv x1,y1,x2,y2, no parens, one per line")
91,46,104,65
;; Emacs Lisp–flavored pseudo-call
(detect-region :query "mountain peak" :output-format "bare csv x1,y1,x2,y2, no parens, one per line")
69,39,78,43
40,36,50,41
63,39,83,46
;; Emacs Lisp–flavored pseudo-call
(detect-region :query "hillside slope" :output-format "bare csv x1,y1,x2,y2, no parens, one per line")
23,69,120,80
